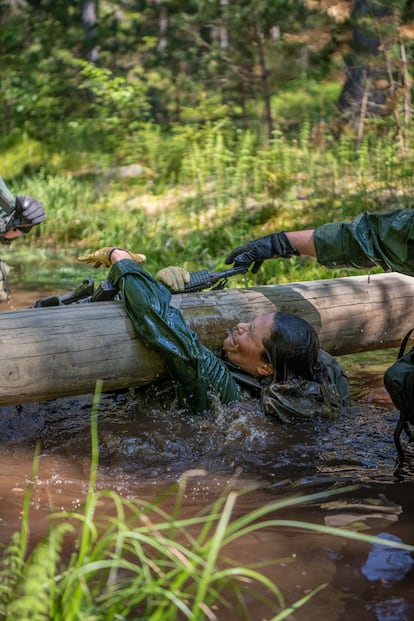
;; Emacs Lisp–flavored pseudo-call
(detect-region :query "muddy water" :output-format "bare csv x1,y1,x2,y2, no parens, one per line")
1,287,414,620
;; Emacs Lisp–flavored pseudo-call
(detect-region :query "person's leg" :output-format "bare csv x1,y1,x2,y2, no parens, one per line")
0,261,11,302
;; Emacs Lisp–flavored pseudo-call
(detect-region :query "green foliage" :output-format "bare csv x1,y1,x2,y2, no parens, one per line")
0,533,25,613
0,133,46,179
12,172,98,244
1,0,413,151
3,524,73,621
75,60,151,149
2,117,414,288
271,80,342,128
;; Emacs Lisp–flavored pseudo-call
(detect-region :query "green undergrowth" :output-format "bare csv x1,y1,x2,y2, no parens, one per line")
1,122,414,288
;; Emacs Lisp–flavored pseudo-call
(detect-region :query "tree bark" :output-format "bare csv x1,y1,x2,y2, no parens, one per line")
337,0,393,122
255,24,274,140
0,272,412,405
81,0,99,63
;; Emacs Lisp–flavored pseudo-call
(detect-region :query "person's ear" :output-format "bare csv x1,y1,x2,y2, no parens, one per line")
257,362,273,377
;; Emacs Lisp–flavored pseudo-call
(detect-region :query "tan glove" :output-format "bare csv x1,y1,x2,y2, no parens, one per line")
77,247,146,268
156,266,190,292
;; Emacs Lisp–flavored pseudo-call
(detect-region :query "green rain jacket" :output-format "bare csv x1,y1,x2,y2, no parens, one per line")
108,259,350,419
109,259,240,413
314,208,414,275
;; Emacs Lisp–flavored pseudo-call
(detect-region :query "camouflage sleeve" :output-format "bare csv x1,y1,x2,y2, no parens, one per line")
314,209,414,275
0,177,15,233
108,259,240,413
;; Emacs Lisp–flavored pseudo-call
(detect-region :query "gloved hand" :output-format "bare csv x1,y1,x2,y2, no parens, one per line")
78,247,146,268
10,195,46,232
156,266,190,292
225,231,299,274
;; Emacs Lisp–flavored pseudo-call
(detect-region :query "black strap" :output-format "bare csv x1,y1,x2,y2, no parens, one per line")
397,328,414,359
223,359,263,394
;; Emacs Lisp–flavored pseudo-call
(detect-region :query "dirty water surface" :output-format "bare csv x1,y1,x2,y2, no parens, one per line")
0,287,414,621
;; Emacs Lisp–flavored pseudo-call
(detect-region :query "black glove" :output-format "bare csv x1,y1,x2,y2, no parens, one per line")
10,195,46,232
225,231,299,274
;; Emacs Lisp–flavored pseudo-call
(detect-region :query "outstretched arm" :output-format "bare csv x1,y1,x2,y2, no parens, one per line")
0,176,46,242
284,230,316,257
78,247,241,411
225,209,414,276
224,229,316,273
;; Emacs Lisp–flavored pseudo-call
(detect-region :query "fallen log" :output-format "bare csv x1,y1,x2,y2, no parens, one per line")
0,272,412,405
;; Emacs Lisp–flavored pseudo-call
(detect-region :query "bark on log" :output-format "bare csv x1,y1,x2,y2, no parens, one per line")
0,272,412,405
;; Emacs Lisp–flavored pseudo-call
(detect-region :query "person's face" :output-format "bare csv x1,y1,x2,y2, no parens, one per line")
222,313,274,377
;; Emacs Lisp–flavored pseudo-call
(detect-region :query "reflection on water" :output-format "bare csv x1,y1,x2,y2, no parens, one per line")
0,289,414,619
361,533,414,582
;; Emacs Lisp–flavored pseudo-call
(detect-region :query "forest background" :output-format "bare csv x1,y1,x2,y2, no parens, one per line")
1,0,414,289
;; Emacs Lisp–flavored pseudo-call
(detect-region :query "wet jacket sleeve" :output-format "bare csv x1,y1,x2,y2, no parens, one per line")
108,259,240,413
314,209,414,275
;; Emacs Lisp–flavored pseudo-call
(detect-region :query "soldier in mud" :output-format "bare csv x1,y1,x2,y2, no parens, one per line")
77,247,351,422
224,208,414,455
0,176,46,301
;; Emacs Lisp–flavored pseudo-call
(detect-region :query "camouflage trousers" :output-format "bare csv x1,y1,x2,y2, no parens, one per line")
0,260,11,302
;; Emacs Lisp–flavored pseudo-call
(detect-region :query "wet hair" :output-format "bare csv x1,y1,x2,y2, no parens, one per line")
261,312,320,383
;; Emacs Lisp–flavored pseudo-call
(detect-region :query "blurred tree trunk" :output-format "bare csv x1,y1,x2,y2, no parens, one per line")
337,0,395,123
255,22,274,140
81,0,99,63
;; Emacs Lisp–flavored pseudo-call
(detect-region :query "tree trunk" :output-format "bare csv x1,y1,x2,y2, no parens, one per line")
255,24,274,140
0,272,412,405
337,0,393,123
81,0,99,63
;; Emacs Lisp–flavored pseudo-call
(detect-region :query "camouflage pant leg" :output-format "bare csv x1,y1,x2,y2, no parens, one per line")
0,260,11,302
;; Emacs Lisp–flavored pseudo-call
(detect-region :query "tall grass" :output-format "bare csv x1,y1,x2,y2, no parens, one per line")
0,381,413,620
1,120,414,288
